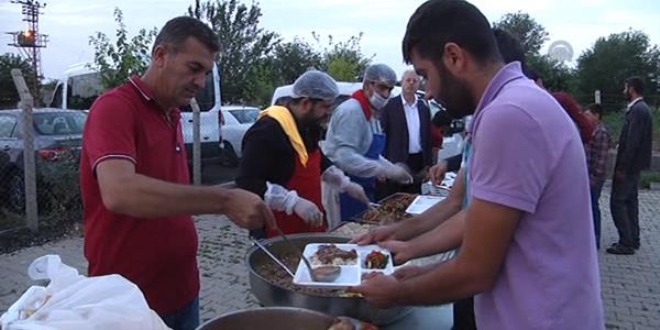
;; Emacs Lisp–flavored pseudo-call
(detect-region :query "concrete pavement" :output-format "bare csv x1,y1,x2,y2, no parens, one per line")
1,188,659,329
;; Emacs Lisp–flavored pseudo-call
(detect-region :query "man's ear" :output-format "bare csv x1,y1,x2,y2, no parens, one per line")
152,45,168,68
443,42,467,76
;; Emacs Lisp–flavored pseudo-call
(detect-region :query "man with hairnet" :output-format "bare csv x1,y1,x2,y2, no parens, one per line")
236,70,370,238
323,64,414,221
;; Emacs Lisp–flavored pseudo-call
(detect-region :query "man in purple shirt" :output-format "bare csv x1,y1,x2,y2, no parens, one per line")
353,1,604,329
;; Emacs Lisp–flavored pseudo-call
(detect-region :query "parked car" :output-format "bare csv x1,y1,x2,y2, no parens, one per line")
219,105,261,166
0,108,87,212
49,62,224,167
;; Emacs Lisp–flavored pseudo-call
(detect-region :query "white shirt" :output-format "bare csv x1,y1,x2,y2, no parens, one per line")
401,94,422,154
627,97,643,112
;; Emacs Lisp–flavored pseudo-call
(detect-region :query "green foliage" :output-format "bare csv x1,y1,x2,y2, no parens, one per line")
493,11,579,94
89,8,158,90
527,55,578,93
36,151,82,219
640,171,660,189
576,30,660,109
188,0,280,104
493,11,549,58
0,53,36,109
313,32,372,81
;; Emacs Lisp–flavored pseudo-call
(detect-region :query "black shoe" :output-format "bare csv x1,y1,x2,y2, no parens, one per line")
606,244,635,255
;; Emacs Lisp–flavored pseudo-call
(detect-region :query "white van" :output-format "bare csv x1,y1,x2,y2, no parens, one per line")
50,62,224,164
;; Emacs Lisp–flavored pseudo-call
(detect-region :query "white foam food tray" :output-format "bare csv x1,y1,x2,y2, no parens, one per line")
405,195,446,215
293,243,394,288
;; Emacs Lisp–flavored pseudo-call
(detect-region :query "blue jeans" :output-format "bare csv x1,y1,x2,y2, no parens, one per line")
161,297,199,330
590,181,604,249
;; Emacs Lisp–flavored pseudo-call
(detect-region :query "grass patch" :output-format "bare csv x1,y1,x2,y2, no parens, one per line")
640,171,660,189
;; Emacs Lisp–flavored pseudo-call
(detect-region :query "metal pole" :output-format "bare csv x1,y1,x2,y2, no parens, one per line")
11,69,38,231
190,98,202,185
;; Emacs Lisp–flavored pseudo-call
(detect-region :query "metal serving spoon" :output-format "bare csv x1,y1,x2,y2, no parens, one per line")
249,236,295,278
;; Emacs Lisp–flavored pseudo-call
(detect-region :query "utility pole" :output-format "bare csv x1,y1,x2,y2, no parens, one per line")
6,1,48,103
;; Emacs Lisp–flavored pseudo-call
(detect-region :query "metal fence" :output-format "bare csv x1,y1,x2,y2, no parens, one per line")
0,69,238,236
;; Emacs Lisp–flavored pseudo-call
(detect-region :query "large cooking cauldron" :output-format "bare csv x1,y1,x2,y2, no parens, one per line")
197,307,333,330
246,233,412,325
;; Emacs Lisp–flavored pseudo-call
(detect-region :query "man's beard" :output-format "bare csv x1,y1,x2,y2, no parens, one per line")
624,90,632,102
434,64,476,119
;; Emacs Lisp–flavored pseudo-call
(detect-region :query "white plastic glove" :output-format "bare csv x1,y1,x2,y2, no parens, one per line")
322,165,351,192
377,159,413,184
264,182,323,226
264,182,299,213
293,198,324,227
344,182,370,206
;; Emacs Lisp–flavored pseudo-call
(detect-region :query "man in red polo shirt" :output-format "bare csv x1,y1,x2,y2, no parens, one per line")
80,17,275,330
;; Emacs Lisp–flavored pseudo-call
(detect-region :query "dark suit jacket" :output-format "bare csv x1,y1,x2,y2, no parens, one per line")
615,99,653,175
380,95,432,167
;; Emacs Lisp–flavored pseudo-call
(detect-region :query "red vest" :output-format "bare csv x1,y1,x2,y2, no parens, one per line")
266,149,326,237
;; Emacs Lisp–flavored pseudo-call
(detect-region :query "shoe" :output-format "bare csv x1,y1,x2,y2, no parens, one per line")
606,243,635,255
611,242,640,250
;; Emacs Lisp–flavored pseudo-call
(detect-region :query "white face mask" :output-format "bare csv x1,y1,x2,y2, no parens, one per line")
369,91,388,110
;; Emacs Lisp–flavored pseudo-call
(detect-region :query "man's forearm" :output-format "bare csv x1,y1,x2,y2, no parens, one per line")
104,173,230,218
394,197,462,241
406,210,465,259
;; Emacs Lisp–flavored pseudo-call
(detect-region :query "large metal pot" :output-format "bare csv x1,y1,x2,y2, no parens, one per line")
246,233,412,325
197,307,333,330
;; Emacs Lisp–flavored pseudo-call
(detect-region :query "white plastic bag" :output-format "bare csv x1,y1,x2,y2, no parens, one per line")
0,255,171,330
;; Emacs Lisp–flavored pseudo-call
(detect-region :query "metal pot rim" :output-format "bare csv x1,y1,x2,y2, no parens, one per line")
197,306,333,329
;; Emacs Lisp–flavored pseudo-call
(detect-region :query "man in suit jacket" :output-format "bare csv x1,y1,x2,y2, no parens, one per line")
607,76,654,255
378,70,433,198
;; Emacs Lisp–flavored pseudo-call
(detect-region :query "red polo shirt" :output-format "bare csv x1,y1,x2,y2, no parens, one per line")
80,75,199,315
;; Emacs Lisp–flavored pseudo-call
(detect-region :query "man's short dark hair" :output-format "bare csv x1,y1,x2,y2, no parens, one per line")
492,28,526,69
153,16,220,54
625,76,645,95
402,0,501,65
586,103,604,118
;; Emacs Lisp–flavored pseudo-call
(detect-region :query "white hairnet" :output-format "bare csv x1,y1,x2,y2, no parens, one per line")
363,64,397,86
291,70,339,101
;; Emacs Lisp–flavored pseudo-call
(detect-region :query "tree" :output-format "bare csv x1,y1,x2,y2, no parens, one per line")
494,12,579,93
528,55,577,93
89,8,157,89
493,11,549,58
314,32,372,81
576,30,660,110
188,0,280,104
0,53,36,109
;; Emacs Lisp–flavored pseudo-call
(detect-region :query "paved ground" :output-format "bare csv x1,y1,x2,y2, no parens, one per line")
1,187,659,329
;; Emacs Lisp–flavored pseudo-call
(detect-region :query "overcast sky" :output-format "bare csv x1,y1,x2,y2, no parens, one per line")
1,0,659,82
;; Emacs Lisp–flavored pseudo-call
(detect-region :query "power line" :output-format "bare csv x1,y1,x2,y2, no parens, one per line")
5,0,48,100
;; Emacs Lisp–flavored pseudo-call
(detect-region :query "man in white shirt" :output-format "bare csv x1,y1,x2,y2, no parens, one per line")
379,70,432,197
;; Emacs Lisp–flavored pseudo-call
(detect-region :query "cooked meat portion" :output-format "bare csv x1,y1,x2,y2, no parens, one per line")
358,194,416,225
314,244,357,265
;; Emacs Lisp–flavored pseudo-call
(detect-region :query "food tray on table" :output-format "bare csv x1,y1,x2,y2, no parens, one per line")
292,243,394,288
405,195,445,215
352,193,417,225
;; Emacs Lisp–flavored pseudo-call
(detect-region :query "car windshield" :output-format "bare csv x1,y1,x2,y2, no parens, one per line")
229,108,260,124
34,112,87,135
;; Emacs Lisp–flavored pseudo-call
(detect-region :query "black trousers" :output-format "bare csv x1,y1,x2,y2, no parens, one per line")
610,172,641,248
